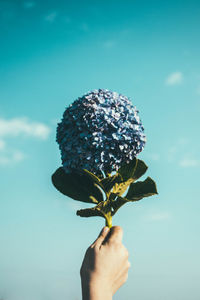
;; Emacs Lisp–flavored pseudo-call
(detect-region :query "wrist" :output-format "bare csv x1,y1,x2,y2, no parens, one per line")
81,277,112,300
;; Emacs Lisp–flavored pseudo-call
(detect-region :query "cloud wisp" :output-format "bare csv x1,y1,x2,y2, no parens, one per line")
165,71,183,86
0,150,25,166
44,11,58,23
149,212,171,221
103,40,116,49
144,211,171,222
23,1,36,9
167,138,189,163
179,157,200,168
146,153,160,161
0,117,50,140
0,117,50,166
167,138,200,168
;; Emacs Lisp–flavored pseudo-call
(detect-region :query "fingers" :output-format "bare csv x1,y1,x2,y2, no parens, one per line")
105,226,123,244
91,225,123,249
112,261,130,294
91,226,110,249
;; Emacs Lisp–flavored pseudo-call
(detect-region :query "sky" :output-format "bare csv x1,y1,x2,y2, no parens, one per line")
0,0,200,299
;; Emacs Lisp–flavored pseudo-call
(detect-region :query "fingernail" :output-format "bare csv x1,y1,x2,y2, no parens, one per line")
103,226,109,233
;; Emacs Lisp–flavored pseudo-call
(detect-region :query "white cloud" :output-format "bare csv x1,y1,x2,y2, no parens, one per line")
0,117,50,140
147,153,160,161
168,139,200,168
0,117,50,166
167,138,189,162
24,1,35,8
0,139,5,150
44,11,58,22
146,212,171,221
165,71,183,86
179,157,200,167
0,150,25,166
103,40,116,49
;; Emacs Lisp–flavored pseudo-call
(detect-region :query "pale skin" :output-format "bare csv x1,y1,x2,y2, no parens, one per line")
80,226,131,300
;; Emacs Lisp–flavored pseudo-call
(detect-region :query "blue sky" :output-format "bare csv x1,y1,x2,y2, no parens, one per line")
0,0,200,299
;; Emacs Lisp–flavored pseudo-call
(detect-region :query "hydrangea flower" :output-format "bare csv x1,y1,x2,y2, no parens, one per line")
52,89,158,228
56,89,146,175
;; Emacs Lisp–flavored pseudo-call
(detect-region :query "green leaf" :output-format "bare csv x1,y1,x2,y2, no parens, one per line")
110,195,128,216
132,159,148,181
118,158,137,181
110,176,158,215
126,176,158,201
76,207,104,218
113,159,148,196
83,169,101,183
118,158,148,182
76,200,111,219
100,173,123,193
52,167,105,203
82,169,106,194
112,179,132,196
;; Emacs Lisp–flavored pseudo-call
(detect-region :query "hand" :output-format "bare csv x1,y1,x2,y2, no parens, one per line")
80,226,130,300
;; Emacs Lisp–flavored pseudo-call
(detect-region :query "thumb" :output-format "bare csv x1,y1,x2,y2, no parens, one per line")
91,226,110,249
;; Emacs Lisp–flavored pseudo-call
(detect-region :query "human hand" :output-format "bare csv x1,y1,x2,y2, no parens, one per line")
80,226,130,300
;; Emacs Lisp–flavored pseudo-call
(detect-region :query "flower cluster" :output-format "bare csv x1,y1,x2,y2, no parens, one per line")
56,89,146,175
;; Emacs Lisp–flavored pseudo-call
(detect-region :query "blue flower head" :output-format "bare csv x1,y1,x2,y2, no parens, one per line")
56,89,146,175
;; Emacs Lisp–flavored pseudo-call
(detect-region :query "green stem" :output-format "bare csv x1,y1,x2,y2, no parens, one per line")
105,212,112,228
